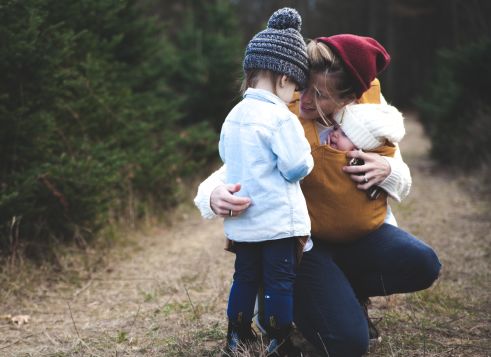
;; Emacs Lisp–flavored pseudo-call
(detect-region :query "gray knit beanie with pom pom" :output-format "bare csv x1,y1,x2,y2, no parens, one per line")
243,8,309,89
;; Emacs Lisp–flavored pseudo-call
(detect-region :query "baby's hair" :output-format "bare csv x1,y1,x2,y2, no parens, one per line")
240,69,285,95
307,40,357,126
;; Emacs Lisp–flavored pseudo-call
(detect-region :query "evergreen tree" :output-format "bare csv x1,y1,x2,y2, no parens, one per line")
0,0,217,257
171,0,243,130
416,39,491,168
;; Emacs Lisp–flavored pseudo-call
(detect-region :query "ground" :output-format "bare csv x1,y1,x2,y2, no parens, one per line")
1,117,490,356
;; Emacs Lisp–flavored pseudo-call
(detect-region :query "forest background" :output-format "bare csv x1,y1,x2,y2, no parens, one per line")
0,0,490,260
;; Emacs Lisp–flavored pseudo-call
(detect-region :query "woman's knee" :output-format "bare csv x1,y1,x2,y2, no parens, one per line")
412,243,442,290
422,246,442,287
388,228,442,291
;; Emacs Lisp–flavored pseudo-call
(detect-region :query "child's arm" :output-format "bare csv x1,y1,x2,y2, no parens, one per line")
271,113,314,182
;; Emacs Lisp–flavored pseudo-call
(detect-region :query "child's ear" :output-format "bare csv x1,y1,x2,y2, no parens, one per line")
278,75,289,88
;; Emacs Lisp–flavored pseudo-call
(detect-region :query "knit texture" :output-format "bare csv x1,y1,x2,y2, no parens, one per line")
334,103,405,150
243,8,309,89
316,35,390,98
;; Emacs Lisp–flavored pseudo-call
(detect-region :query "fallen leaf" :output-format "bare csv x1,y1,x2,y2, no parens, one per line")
11,315,30,325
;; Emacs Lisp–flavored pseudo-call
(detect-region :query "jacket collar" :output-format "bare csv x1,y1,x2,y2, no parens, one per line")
244,88,286,107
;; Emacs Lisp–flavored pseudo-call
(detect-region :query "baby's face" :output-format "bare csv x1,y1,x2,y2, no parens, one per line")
327,125,356,151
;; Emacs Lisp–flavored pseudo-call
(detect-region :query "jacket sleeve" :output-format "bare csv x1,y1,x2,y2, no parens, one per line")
379,144,412,202
193,165,227,219
271,114,314,182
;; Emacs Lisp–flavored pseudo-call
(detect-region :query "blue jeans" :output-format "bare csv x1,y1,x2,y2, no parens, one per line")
294,224,441,357
227,238,296,329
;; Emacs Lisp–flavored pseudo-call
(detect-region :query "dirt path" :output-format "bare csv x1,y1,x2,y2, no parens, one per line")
1,117,490,357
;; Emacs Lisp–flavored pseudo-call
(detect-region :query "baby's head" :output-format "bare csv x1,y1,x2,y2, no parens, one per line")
242,8,309,101
330,104,405,151
327,125,357,151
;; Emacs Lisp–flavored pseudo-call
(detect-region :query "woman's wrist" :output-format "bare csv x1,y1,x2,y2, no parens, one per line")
193,166,227,219
379,156,411,202
379,156,398,189
194,181,220,219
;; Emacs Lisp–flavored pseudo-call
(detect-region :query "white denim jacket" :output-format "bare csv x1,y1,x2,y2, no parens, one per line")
218,88,314,242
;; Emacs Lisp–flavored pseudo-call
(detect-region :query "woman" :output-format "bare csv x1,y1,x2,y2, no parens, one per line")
194,34,441,357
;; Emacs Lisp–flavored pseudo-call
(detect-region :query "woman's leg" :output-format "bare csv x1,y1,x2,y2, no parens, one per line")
294,242,369,357
331,224,442,299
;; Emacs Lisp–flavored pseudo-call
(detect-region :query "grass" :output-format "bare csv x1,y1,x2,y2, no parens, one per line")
1,119,490,356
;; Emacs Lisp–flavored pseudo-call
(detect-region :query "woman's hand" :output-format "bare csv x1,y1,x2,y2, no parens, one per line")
343,150,391,190
210,183,251,218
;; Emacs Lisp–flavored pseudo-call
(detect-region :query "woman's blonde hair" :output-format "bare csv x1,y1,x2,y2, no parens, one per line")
307,40,357,125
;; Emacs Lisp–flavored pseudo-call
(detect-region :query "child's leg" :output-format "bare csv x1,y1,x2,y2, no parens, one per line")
261,238,296,330
227,242,262,325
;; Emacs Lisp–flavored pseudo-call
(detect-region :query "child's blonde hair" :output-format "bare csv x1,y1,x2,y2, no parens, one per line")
240,69,285,95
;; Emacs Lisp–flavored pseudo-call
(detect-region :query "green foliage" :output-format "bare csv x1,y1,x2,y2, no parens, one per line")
171,0,243,130
416,39,491,168
0,0,221,257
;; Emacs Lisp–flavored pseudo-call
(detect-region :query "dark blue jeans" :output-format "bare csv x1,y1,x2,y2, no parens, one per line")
294,224,441,357
227,238,296,329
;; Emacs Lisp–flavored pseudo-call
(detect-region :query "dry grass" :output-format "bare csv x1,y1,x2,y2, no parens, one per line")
1,117,490,356
365,117,491,357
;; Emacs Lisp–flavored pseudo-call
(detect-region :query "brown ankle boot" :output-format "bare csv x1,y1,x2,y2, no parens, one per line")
224,319,257,356
266,324,303,357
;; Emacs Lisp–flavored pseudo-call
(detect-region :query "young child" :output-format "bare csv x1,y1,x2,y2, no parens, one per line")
218,7,313,355
306,103,405,241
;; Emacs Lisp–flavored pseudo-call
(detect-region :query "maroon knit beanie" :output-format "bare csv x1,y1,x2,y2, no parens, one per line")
316,34,391,98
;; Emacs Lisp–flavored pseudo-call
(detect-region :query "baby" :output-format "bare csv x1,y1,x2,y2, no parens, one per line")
304,103,405,241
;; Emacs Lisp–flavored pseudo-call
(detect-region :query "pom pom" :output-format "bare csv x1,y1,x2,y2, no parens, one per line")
267,7,302,31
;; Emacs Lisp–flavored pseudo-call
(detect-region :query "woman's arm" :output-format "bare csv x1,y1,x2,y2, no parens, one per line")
343,144,411,202
193,165,252,219
378,145,411,202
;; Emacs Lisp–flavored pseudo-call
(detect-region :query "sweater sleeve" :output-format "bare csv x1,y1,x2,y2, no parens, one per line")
193,165,227,219
358,85,409,201
379,144,412,202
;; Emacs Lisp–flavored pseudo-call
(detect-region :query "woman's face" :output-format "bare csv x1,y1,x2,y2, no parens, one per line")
299,72,346,122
